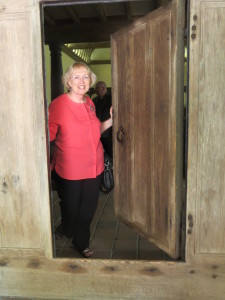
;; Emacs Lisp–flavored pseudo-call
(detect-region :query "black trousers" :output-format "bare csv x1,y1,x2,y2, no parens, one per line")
54,172,102,253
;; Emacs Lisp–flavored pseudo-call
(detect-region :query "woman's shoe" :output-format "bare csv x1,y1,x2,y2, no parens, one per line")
82,248,93,258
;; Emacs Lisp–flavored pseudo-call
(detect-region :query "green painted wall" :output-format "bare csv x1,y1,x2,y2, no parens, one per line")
44,45,111,105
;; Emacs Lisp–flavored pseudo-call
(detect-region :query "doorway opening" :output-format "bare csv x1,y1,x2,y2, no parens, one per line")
41,0,188,261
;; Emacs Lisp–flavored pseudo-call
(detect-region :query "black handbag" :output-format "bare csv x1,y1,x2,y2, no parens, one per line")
101,152,114,193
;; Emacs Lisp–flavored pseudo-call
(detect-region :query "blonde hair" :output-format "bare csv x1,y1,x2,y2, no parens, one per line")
62,62,97,89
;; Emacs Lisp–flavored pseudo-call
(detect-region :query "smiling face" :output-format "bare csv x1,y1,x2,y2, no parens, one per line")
68,66,91,97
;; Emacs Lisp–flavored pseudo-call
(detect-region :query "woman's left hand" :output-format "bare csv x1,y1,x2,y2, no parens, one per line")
110,106,113,119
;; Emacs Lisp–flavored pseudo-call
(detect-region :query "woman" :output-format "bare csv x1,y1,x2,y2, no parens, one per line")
48,62,112,258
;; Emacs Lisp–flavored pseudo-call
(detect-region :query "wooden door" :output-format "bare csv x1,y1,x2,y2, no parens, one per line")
111,0,185,259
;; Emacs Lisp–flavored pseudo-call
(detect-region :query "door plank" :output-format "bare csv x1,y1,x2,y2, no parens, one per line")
186,0,225,262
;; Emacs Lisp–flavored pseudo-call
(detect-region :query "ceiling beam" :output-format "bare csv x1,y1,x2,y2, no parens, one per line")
66,41,110,49
95,4,107,22
62,45,111,65
43,1,157,44
44,20,129,43
65,6,80,24
89,60,111,65
125,2,133,22
44,10,56,27
61,45,86,63
156,0,171,7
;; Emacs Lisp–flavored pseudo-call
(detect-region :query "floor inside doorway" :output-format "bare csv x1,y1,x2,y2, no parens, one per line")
52,189,174,260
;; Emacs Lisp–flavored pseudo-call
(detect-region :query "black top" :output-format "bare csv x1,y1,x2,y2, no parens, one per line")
93,93,112,122
93,92,113,155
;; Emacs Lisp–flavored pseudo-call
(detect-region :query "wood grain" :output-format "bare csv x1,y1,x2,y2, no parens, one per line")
111,1,184,259
0,0,225,299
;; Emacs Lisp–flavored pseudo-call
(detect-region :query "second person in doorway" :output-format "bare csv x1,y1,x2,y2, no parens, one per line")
93,81,113,160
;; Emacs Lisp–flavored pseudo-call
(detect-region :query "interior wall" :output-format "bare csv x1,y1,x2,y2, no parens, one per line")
91,48,112,89
90,64,111,89
44,45,111,105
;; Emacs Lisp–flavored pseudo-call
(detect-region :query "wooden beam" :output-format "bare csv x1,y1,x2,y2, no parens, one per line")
1,257,225,299
65,6,80,24
66,42,110,49
89,59,111,65
61,45,86,63
125,1,133,22
62,45,110,65
157,0,171,7
95,4,107,22
44,20,131,44
44,10,55,27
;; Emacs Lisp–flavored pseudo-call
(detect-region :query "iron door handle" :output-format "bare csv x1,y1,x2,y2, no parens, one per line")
116,127,126,143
